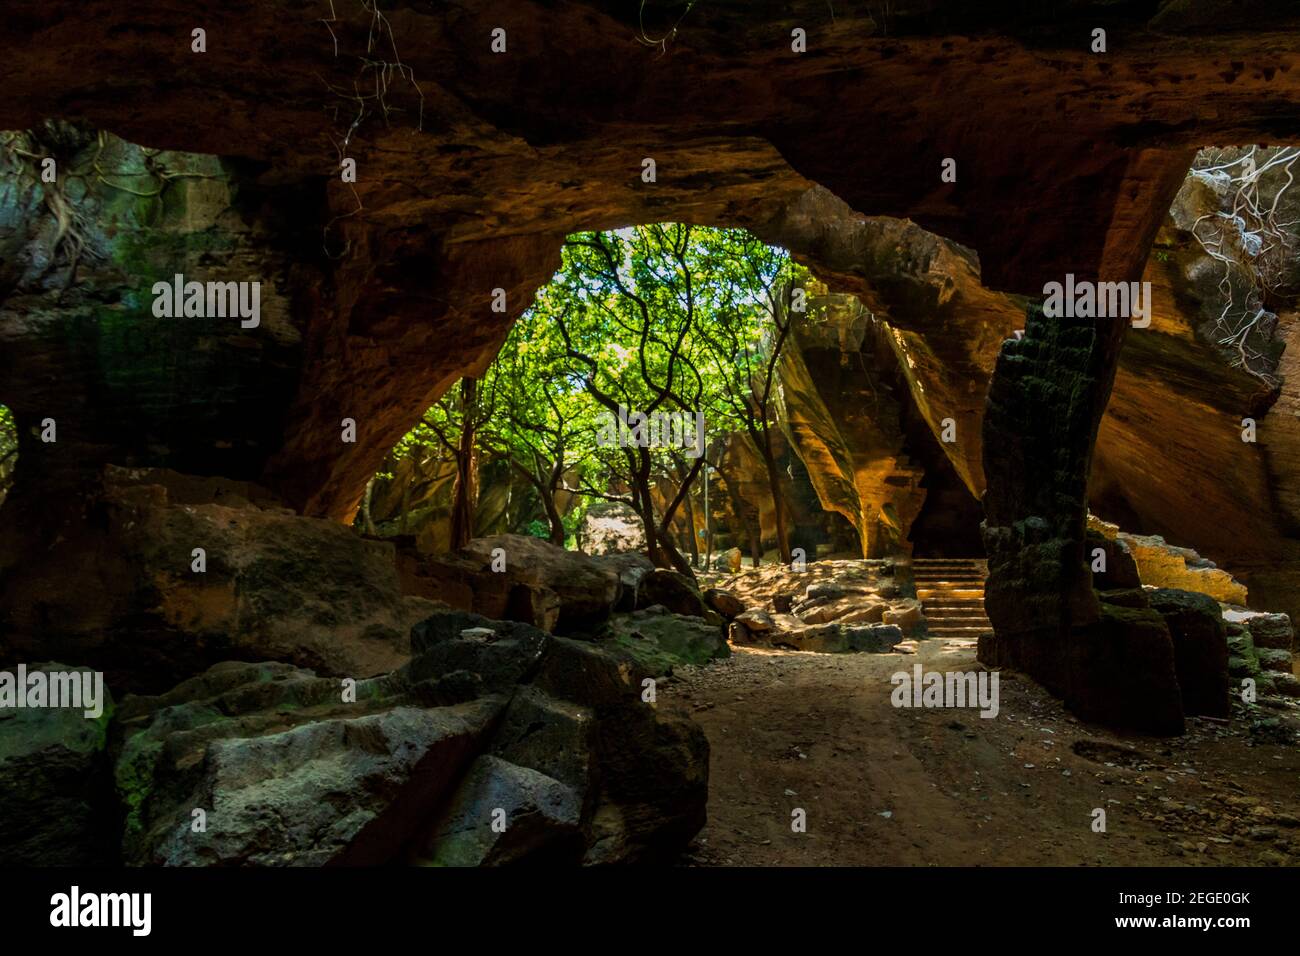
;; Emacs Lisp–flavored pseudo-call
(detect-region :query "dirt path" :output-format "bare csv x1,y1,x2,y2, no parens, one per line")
668,638,1300,866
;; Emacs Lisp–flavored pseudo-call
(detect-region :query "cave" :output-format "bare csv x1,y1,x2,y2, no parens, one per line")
1,1,1299,901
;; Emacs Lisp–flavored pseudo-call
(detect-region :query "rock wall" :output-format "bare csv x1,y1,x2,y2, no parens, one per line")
4,3,1298,524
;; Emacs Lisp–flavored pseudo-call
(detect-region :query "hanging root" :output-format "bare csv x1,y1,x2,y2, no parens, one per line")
1188,146,1300,387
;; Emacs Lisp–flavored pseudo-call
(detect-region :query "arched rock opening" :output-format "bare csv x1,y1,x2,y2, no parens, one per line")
0,3,1298,732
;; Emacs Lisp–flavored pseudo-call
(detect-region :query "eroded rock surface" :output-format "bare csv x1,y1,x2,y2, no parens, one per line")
114,610,710,866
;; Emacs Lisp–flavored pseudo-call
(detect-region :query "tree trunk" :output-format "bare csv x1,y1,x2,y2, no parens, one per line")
542,485,566,546
450,378,478,550
360,477,378,536
679,472,700,567
397,466,412,534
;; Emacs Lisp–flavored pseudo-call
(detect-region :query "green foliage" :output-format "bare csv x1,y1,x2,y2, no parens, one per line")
382,224,795,544
0,405,16,501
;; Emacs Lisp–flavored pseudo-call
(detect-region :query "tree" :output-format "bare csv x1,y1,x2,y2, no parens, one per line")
692,229,801,564
0,405,16,505
540,225,726,576
489,310,600,545
372,223,800,568
396,368,500,549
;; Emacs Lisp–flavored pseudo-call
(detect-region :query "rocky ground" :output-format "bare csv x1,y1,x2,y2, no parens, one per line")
669,635,1300,866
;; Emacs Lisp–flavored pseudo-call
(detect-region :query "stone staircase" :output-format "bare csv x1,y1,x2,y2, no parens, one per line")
911,558,992,644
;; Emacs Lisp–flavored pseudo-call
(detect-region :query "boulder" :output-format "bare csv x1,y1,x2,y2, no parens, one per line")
1270,672,1300,698
461,535,623,632
579,501,646,555
882,599,925,633
1147,588,1230,718
411,534,622,634
114,610,710,867
710,548,743,573
1085,528,1142,589
635,569,708,618
1245,613,1294,651
114,660,500,866
596,610,731,673
0,664,117,865
591,552,655,612
417,755,584,866
582,702,709,864
1064,604,1185,735
703,587,746,619
839,603,889,624
735,609,775,634
727,621,756,645
3,467,440,692
778,622,903,654
1257,648,1295,673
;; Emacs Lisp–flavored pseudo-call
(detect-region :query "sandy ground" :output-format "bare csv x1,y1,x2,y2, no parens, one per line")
668,636,1300,867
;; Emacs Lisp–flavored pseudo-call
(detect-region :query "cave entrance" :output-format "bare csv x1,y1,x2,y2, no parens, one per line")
900,398,985,559
360,223,823,574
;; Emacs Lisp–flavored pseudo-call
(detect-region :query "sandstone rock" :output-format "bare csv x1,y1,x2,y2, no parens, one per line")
735,609,775,634
883,599,925,633
590,552,656,612
839,604,889,624
711,548,744,573
1256,648,1295,673
1114,528,1249,605
418,755,584,866
2,468,440,692
0,664,116,865
703,587,746,619
806,582,847,602
462,535,623,632
579,501,646,555
636,569,708,618
778,622,903,654
1147,588,1230,718
115,610,710,867
1064,604,1185,735
409,535,623,634
1085,528,1142,589
596,611,730,674
114,660,501,866
1245,613,1295,652
728,621,755,645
